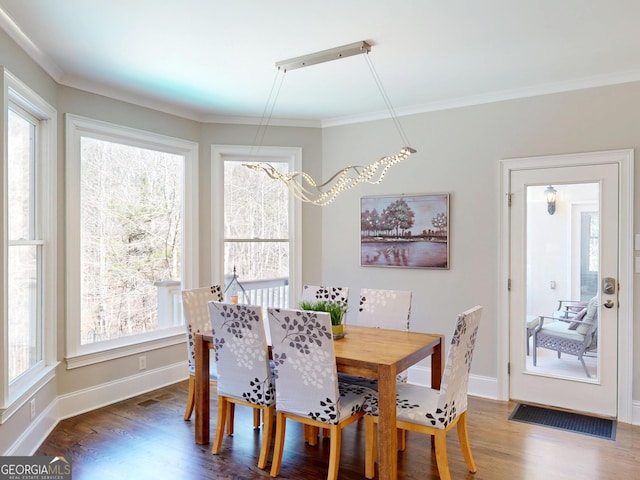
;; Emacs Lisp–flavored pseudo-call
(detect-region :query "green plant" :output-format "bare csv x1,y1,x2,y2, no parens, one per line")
299,300,346,326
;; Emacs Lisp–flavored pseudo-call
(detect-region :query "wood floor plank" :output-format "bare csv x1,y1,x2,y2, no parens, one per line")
36,381,640,479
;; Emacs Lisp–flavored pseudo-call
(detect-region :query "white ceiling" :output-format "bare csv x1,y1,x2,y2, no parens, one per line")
2,0,640,126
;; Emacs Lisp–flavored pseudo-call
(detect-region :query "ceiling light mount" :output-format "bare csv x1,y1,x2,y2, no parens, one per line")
275,41,372,71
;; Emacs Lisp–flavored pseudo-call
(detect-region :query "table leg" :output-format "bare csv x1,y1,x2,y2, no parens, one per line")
195,333,210,444
377,364,397,480
431,335,444,390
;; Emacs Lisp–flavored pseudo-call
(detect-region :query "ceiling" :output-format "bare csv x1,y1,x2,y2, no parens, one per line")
2,1,640,126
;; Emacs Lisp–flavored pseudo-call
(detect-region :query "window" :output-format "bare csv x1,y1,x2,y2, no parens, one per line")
66,115,198,366
211,145,301,311
2,70,57,412
580,210,599,300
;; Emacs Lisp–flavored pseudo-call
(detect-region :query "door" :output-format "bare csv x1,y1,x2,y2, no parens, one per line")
508,162,619,417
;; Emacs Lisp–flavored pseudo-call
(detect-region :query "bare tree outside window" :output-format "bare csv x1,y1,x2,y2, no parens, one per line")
223,160,289,282
80,138,183,344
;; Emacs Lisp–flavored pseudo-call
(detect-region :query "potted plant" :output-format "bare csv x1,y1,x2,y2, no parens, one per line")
299,300,347,337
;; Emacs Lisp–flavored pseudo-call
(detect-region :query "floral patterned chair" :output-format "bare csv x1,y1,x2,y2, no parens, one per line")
339,288,413,389
181,285,223,421
208,301,276,469
300,285,349,308
267,307,373,480
363,305,483,480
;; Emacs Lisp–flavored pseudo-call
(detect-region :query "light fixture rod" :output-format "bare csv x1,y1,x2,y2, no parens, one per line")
275,41,371,71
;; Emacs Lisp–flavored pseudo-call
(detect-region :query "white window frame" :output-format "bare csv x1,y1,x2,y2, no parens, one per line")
1,69,57,418
65,114,198,368
210,145,301,302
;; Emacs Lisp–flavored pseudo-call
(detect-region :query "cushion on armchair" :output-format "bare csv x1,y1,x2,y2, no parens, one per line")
575,296,598,335
568,308,588,330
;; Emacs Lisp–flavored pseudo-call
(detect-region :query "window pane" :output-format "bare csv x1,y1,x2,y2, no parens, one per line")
224,242,289,281
224,160,288,239
80,137,184,344
8,244,40,381
7,108,35,240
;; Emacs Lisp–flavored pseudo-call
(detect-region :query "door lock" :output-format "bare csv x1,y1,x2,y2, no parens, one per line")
602,277,617,295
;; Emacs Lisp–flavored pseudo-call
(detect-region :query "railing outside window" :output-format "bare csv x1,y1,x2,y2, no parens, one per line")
156,277,290,327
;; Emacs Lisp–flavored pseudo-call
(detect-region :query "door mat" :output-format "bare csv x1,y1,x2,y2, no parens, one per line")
509,403,616,440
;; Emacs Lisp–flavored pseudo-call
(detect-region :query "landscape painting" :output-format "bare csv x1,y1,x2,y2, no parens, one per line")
360,193,449,269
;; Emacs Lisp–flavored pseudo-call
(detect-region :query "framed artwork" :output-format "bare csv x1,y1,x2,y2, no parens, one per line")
360,193,449,269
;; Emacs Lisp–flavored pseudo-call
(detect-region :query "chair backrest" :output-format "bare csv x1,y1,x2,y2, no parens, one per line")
576,296,599,336
301,285,349,308
182,285,223,372
267,307,342,424
357,288,412,331
208,301,275,406
437,305,482,421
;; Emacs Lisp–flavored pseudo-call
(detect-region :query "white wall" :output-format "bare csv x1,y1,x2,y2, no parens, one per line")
321,84,640,400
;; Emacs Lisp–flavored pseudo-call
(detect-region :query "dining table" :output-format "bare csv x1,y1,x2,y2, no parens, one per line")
194,324,444,480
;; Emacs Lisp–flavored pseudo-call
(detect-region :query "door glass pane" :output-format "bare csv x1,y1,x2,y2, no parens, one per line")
525,183,599,380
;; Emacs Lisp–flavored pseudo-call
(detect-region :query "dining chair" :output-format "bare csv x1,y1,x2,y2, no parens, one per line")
339,288,413,389
182,286,261,430
363,305,483,480
181,285,223,421
208,301,276,469
267,307,373,480
300,285,349,308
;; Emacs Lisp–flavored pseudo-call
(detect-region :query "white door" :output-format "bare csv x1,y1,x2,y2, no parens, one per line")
508,161,619,417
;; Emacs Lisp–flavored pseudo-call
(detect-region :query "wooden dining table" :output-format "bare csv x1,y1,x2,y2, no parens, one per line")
194,324,444,480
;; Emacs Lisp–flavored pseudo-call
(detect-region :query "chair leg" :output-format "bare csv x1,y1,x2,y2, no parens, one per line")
433,430,452,480
456,411,477,473
364,416,377,479
226,404,235,435
253,407,261,429
397,428,406,451
212,396,228,454
258,406,275,469
579,355,592,378
270,412,286,478
183,375,195,421
308,426,319,446
327,425,341,480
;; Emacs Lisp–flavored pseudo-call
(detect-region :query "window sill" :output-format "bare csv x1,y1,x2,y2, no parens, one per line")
0,363,58,424
65,332,185,369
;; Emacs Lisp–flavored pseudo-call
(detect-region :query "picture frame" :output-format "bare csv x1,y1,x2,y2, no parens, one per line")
360,193,449,269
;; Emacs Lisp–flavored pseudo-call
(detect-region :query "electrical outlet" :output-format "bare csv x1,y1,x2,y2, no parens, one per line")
138,356,147,370
30,399,36,420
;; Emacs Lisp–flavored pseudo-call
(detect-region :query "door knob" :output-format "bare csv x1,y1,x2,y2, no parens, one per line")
603,299,615,309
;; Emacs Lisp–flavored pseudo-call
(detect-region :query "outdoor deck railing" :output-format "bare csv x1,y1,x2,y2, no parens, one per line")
156,277,290,327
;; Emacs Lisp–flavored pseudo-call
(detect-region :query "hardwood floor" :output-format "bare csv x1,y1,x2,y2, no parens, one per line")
36,380,639,479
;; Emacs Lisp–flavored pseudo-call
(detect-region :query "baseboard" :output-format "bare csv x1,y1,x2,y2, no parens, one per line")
57,361,187,420
4,362,187,456
4,397,60,456
407,365,499,399
631,400,640,425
